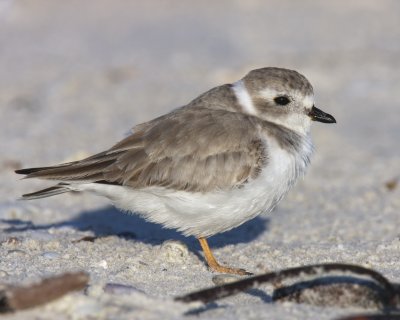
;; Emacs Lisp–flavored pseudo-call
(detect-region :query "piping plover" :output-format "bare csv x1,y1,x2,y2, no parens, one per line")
16,67,336,275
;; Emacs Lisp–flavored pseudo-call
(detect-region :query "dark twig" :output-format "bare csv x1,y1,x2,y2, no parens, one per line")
0,272,89,313
336,314,400,320
175,263,398,307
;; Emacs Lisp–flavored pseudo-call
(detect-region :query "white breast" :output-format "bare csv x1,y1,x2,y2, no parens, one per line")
79,134,313,238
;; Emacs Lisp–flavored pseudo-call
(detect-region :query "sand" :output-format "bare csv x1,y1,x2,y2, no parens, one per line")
1,1,399,319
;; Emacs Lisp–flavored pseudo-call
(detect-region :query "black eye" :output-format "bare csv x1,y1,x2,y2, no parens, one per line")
274,96,291,106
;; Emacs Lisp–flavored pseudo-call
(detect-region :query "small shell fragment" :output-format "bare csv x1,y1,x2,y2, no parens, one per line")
160,240,189,263
103,283,145,295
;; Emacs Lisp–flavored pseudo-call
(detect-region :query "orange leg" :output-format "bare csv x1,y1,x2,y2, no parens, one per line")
198,237,252,275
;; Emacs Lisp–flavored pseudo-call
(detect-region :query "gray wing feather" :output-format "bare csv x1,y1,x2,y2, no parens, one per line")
17,108,267,192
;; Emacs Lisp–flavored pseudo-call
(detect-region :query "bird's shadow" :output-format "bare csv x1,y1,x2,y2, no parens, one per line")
3,205,269,252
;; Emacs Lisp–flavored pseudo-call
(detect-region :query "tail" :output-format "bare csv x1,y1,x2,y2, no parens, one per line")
15,151,120,200
19,183,72,200
14,151,116,182
16,166,75,200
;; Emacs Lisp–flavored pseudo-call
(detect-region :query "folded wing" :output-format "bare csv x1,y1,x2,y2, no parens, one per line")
16,108,266,192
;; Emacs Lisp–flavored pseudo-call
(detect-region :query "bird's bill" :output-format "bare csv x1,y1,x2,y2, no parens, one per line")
308,106,336,123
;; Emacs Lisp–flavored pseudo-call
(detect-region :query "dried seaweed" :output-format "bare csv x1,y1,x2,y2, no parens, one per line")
176,263,400,314
0,272,89,313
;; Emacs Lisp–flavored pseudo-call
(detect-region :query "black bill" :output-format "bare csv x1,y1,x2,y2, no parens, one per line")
308,106,336,123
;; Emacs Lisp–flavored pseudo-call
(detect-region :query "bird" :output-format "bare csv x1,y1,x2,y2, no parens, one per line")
15,67,336,275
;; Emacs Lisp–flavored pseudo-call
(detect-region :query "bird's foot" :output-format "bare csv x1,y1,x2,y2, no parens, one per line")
207,262,253,275
198,237,253,275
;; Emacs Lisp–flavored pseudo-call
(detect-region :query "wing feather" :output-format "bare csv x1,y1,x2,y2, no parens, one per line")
17,108,267,192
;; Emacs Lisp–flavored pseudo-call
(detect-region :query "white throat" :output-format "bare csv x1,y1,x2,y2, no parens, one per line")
267,113,312,135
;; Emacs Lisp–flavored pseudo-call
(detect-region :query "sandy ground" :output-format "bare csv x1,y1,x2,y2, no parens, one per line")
1,1,400,319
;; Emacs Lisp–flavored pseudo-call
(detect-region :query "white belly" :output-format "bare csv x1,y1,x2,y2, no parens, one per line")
80,135,313,237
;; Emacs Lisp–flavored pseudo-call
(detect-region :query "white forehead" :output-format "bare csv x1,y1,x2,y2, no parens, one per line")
260,88,314,109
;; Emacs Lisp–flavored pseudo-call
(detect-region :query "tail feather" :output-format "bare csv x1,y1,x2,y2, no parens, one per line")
14,154,119,181
15,166,62,175
20,184,72,200
15,151,124,200
19,161,114,181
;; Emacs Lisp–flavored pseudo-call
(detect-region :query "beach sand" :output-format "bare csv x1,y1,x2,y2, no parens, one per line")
1,1,399,319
